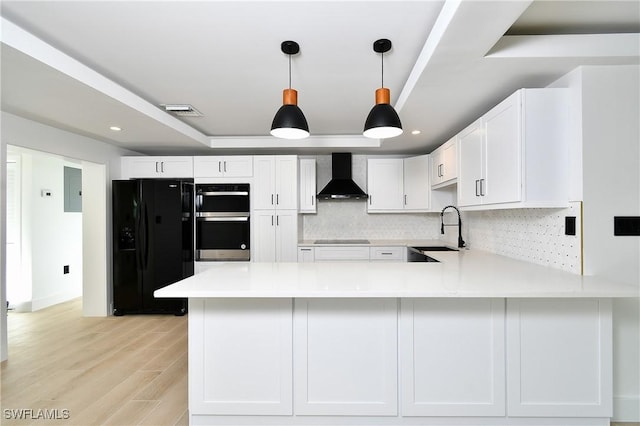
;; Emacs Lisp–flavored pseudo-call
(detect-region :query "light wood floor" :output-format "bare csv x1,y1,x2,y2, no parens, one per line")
1,298,188,425
1,298,638,426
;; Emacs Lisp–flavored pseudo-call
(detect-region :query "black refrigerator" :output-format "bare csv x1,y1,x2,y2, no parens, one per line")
112,179,194,315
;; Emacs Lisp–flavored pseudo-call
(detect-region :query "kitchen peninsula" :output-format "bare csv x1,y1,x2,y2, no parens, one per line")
155,250,638,426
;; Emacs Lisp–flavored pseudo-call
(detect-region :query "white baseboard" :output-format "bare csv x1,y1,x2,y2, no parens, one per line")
31,290,81,312
9,301,32,312
613,395,640,422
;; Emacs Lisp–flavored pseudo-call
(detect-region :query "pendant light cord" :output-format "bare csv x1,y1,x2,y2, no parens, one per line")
288,53,292,89
381,50,384,88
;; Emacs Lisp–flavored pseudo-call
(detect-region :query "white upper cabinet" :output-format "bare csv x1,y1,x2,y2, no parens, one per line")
368,155,431,213
121,156,193,179
457,89,569,209
299,158,316,214
458,119,485,207
403,155,430,211
431,136,458,188
193,156,253,178
253,155,298,210
367,159,404,211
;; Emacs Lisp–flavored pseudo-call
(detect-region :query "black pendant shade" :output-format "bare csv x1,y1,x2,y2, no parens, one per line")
364,103,403,139
363,38,403,139
271,104,309,139
271,40,309,140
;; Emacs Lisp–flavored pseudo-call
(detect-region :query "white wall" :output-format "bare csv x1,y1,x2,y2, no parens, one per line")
8,148,84,311
0,112,139,361
580,65,640,422
1,120,8,361
82,161,107,316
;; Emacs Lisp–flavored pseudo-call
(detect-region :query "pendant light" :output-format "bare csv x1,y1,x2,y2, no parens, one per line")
363,39,403,139
271,40,309,139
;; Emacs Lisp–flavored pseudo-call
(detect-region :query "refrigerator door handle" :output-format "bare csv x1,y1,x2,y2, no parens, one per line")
135,203,144,269
142,202,150,269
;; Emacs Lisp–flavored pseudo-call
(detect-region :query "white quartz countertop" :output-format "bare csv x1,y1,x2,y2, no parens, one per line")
155,250,639,299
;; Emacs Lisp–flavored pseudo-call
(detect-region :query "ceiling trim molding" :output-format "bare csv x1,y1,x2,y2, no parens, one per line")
209,135,380,149
486,33,640,58
0,17,210,147
394,0,534,113
395,0,462,113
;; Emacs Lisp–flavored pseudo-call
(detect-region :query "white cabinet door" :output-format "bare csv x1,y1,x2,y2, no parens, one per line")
123,156,193,179
400,298,506,417
299,158,316,213
253,156,298,210
193,156,225,178
194,156,253,178
367,158,404,211
430,147,444,186
254,209,297,262
457,119,484,207
253,156,276,210
274,156,298,210
160,157,193,178
189,298,292,416
313,246,370,261
441,137,458,183
506,299,612,418
403,155,430,211
483,92,521,205
223,156,253,177
274,210,298,262
297,247,315,262
253,210,277,262
369,246,405,262
294,298,398,416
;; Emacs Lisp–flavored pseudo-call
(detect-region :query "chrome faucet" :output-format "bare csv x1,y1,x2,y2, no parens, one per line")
440,205,466,248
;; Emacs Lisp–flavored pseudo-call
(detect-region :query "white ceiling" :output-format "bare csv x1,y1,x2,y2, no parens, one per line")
1,0,639,155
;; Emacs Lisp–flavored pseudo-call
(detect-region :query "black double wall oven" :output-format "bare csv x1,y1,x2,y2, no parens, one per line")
195,183,250,261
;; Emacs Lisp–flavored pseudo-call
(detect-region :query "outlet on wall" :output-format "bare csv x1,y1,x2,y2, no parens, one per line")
63,265,69,274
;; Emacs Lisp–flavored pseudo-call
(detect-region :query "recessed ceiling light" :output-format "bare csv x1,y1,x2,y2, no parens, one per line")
109,126,122,131
411,130,421,135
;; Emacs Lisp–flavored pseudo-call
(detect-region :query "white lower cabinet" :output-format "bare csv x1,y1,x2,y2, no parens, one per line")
293,298,398,416
506,298,612,418
369,246,405,261
189,298,293,416
400,298,506,417
312,245,370,261
189,297,613,424
297,247,314,262
253,210,298,262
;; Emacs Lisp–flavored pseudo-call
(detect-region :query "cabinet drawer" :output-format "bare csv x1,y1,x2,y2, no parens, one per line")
313,246,370,261
369,246,404,261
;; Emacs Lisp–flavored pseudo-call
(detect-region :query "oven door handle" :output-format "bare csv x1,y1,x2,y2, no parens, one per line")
196,216,249,222
198,191,249,196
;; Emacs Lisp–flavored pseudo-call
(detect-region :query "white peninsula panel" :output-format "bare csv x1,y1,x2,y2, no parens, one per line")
189,298,293,416
507,298,612,417
294,298,398,416
400,298,505,417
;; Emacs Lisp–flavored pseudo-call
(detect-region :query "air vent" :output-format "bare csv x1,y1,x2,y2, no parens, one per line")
161,104,203,117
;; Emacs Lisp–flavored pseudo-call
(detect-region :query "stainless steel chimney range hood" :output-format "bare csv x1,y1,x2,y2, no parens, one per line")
317,153,368,200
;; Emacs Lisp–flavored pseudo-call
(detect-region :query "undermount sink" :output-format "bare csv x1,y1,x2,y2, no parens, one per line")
411,246,458,252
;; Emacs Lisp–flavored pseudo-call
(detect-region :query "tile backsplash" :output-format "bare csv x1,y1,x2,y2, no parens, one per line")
459,202,582,274
302,199,441,240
